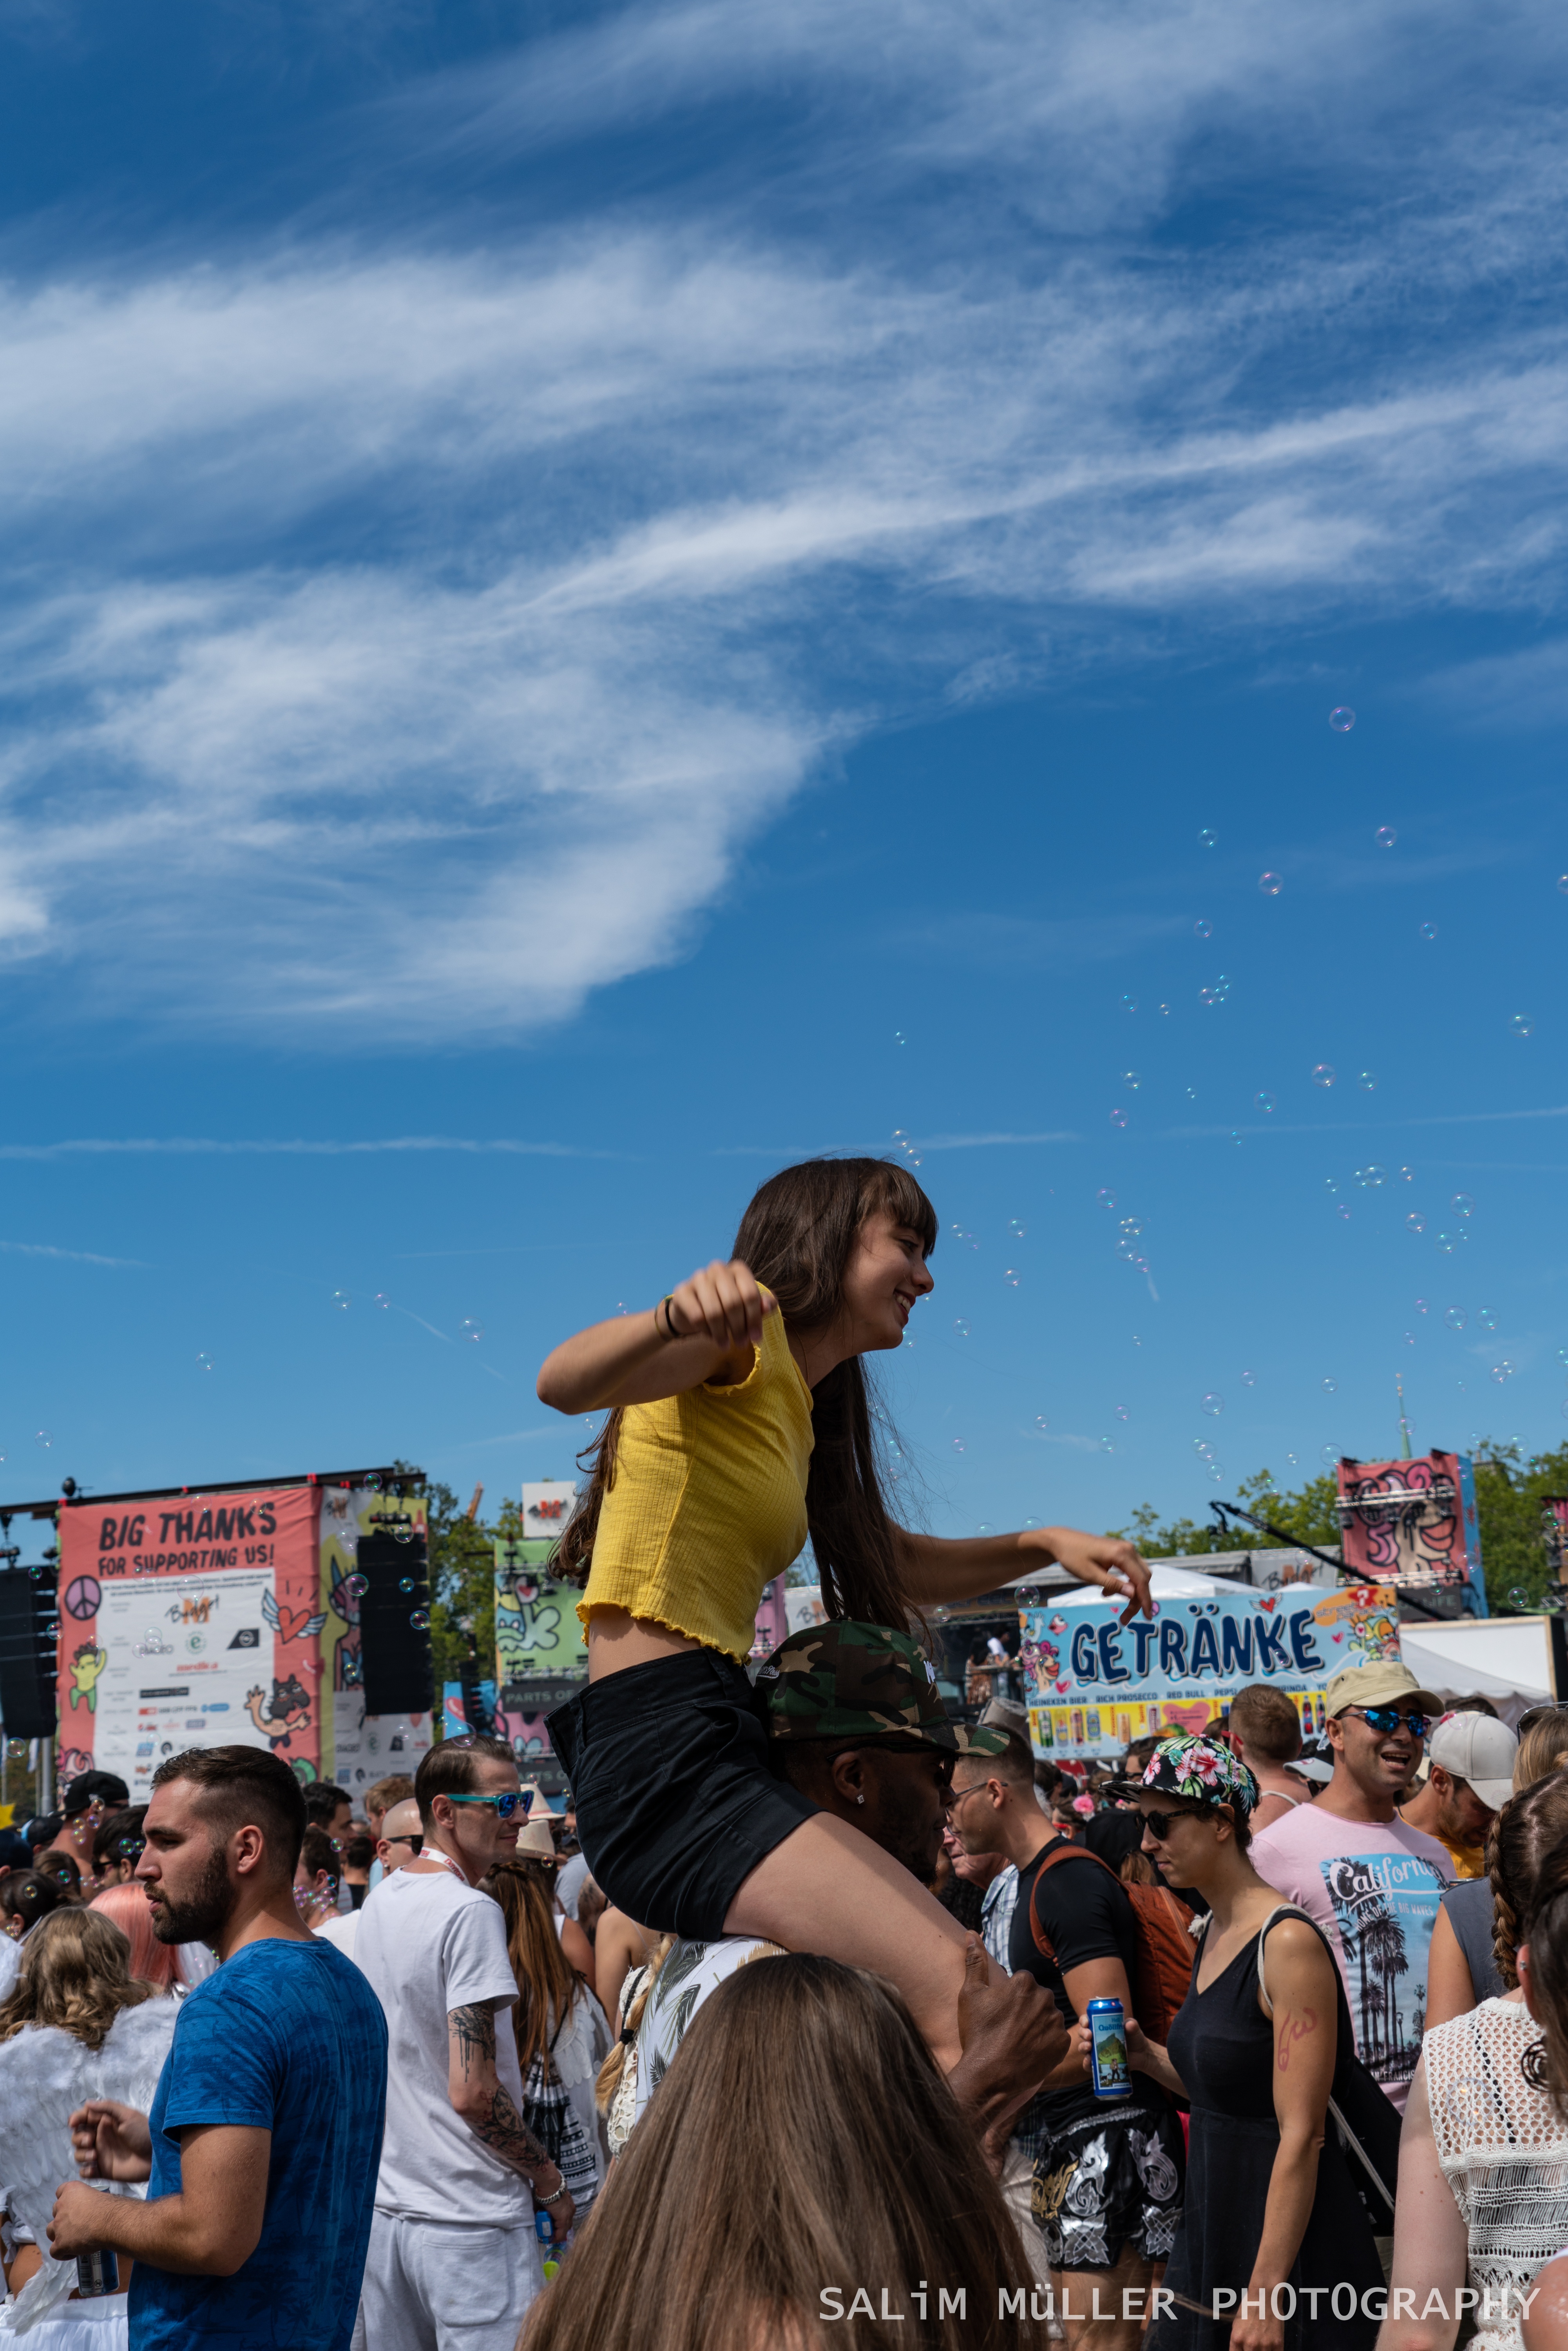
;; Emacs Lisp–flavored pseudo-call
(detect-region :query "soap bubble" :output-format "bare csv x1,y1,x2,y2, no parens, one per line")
1451,1194,1474,1217
1110,1109,1128,1128
1329,706,1355,731
1435,1232,1456,1254
1194,918,1214,940
1492,1362,1515,1384
1254,1091,1276,1113
1311,1064,1335,1087
1096,1189,1116,1210
1120,1216,1145,1237
1230,1129,1243,1147
1193,1438,1213,1458
1419,921,1438,941
331,1291,349,1311
1241,1369,1256,1386
1336,1203,1352,1221
1445,1308,1467,1331
1123,1071,1141,1090
1509,1586,1532,1611
1400,1165,1415,1181
1479,1308,1499,1330
374,1293,391,1310
1415,1297,1429,1314
1286,1451,1299,1466
1114,1405,1130,1421
1186,1087,1198,1100
1200,1394,1224,1416
1008,1219,1026,1237
410,1609,431,1631
1325,1177,1340,1195
1121,994,1137,1013
346,1573,368,1599
1258,872,1282,896
1320,1445,1340,1466
459,1319,483,1344
1406,1212,1427,1233
1199,828,1217,848
894,1031,905,1045
1357,1165,1387,1188
952,1438,966,1454
1036,1415,1049,1432
1358,1071,1377,1091
953,1319,970,1338
1003,1268,1019,1287
1511,1014,1535,1037
1100,1437,1115,1454
1558,1347,1568,1367
1322,1377,1338,1393
1560,876,1568,895
1375,826,1396,848
1158,1002,1172,1016
1403,1330,1416,1346
34,1431,50,1449
197,1352,213,1372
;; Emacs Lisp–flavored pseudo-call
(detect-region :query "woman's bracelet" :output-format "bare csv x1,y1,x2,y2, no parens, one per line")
655,1294,683,1342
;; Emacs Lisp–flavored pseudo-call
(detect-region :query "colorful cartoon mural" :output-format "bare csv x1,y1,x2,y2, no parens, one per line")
1336,1451,1486,1614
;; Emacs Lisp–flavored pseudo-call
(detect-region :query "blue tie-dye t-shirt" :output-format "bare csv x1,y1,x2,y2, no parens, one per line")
129,1935,387,2351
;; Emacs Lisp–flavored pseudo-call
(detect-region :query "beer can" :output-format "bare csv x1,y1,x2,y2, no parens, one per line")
75,2249,120,2298
1086,1997,1132,2100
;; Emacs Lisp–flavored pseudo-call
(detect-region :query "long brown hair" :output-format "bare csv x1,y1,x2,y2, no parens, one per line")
558,1158,938,1627
0,1907,154,2051
482,1858,584,2071
524,1953,1043,2351
1491,1770,1568,1988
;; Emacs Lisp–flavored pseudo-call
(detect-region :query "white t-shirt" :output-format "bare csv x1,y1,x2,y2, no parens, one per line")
315,1912,359,1961
632,1935,784,2132
352,1867,530,2225
1250,1800,1453,2115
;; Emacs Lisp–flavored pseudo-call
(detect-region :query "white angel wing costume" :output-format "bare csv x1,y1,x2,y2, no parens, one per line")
0,1999,179,2333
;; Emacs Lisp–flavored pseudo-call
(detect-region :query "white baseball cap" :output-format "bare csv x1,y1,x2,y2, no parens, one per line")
1428,1712,1518,1811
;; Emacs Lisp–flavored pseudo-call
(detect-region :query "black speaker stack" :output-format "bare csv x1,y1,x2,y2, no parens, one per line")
355,1531,435,1718
0,1566,58,1741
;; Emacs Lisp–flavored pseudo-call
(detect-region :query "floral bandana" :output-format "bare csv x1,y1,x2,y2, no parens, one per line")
1115,1732,1259,1816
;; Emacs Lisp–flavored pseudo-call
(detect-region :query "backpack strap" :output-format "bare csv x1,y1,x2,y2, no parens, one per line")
1255,1904,1393,2214
1028,1840,1120,1962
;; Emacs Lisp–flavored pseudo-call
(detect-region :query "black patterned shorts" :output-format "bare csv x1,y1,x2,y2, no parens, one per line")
1032,2102,1186,2272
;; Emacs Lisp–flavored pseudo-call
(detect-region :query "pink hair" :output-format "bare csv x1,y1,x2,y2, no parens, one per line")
89,1884,179,1993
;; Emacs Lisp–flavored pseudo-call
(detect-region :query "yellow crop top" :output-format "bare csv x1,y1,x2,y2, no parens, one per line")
578,1297,814,1662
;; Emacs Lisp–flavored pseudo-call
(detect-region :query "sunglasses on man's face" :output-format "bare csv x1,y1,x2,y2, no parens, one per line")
444,1792,527,1820
1345,1704,1430,1739
1139,1806,1209,1842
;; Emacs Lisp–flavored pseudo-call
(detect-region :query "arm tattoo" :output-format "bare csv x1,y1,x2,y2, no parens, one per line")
475,2082,553,2176
448,2004,552,2175
1276,2007,1318,2072
449,2003,497,2081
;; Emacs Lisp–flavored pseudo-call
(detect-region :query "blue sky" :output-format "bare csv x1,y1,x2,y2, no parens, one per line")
0,0,1566,1554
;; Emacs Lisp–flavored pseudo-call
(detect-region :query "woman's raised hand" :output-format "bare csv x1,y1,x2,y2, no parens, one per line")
1030,1529,1154,1625
663,1261,776,1354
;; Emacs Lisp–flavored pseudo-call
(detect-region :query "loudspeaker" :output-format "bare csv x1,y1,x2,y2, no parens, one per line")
0,1570,58,1740
357,1532,434,1718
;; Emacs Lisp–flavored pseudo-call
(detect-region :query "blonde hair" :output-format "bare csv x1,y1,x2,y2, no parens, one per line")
529,1954,1040,2351
89,1884,179,1993
595,1933,675,2116
0,1908,154,2050
1515,1717,1568,1795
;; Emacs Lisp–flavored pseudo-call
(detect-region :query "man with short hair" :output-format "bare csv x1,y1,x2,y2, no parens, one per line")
304,1780,353,1840
954,1726,1184,2351
352,1737,571,2351
1250,1662,1453,2113
632,1624,1066,2157
49,1744,387,2349
44,1769,129,1888
318,1799,422,1960
1399,1710,1517,1880
1227,1684,1310,1833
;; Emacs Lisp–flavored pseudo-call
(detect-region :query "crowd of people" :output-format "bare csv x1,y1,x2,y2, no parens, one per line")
4,1154,1568,2349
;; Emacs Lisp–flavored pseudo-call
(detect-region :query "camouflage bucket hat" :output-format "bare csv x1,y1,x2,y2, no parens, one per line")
756,1621,1011,1758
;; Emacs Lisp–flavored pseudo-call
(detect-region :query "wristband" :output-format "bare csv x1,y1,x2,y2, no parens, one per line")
655,1295,684,1342
538,2179,569,2205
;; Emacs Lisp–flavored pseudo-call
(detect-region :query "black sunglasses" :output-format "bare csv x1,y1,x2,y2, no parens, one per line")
1140,1805,1209,1841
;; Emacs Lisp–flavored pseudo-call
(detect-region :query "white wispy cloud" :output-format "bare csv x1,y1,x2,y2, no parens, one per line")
0,1136,613,1159
0,0,1563,1038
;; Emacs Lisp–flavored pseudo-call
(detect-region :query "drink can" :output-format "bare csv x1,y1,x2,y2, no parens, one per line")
1086,1997,1131,2100
75,2249,120,2298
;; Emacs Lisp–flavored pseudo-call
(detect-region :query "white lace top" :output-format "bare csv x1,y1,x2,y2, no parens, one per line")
1425,1997,1568,2351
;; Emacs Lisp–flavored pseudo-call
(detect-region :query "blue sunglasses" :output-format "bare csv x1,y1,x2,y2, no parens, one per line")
444,1793,527,1820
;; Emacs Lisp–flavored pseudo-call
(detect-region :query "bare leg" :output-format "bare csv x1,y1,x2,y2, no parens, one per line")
722,1809,970,2069
1053,2245,1153,2351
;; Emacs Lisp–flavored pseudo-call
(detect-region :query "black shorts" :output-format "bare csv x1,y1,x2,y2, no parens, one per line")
546,1649,819,1940
1032,2101,1186,2272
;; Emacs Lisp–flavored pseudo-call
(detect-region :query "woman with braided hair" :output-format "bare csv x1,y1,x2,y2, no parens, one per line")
1378,1772,1568,2351
1521,1833,1568,2351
